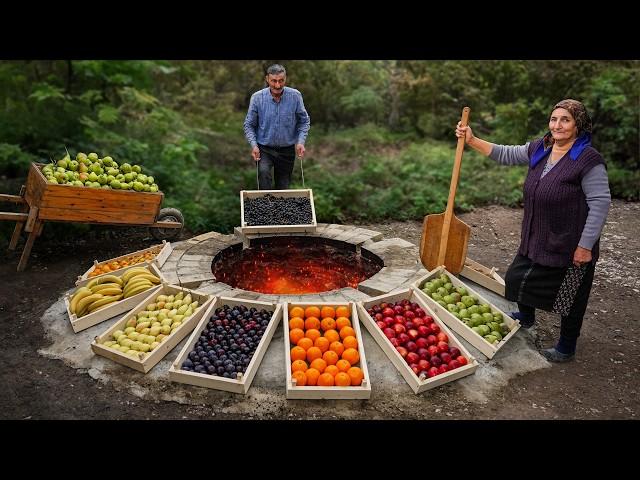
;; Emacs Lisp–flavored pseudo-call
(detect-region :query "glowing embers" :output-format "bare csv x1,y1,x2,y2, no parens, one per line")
212,237,382,294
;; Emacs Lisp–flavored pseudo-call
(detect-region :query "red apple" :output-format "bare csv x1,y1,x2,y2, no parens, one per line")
416,337,429,349
418,325,430,337
376,320,386,330
408,329,419,340
382,307,395,317
398,333,410,345
430,355,442,367
438,364,449,374
412,317,424,327
430,323,441,335
437,341,449,354
415,308,426,317
396,346,408,358
417,347,429,360
372,305,382,313
383,327,396,339
393,324,406,335
393,305,404,315
401,299,410,306
427,366,439,378
440,352,452,364
374,312,384,321
406,341,417,352
411,365,421,376
367,309,375,316
406,352,420,364
379,302,389,310
405,321,415,330
427,334,438,346
383,317,395,327
389,337,400,347
418,359,431,371
456,356,468,366
427,345,439,357
436,332,449,343
449,347,461,358
405,310,416,320
448,359,460,370
410,302,420,310
424,315,434,325
394,315,406,325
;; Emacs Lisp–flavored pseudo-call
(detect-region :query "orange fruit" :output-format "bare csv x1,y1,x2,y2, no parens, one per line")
322,350,339,366
289,328,305,345
304,317,321,330
347,367,364,386
329,341,345,357
292,370,307,386
317,373,335,386
336,359,351,372
290,346,307,362
324,365,339,377
343,336,359,350
310,358,327,373
320,306,336,319
297,337,313,351
291,360,308,373
323,329,340,343
314,336,330,353
335,317,351,330
305,306,321,318
335,372,352,386
305,328,321,343
306,346,322,362
335,306,350,318
342,348,360,365
339,326,356,340
305,368,321,386
289,306,305,318
289,317,304,330
320,317,336,331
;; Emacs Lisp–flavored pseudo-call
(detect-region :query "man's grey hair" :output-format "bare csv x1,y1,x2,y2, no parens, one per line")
266,64,286,76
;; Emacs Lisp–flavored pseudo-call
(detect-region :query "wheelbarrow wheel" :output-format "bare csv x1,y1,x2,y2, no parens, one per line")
150,207,184,241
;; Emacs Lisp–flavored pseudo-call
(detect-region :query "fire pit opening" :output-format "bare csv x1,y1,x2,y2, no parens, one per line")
211,236,383,294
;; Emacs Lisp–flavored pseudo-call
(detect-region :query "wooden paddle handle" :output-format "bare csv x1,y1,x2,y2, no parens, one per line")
437,107,471,266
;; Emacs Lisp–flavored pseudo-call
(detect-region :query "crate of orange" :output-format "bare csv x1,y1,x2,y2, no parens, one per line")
76,240,173,285
284,302,371,399
356,288,479,394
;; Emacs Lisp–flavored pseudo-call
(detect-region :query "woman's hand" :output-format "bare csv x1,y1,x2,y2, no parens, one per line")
573,246,592,267
455,121,474,144
251,146,261,162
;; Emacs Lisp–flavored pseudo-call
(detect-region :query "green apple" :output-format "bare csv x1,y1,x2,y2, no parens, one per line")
455,286,468,296
479,304,491,314
88,152,98,161
132,164,141,173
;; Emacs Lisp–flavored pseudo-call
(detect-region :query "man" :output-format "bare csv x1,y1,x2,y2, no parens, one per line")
243,64,311,189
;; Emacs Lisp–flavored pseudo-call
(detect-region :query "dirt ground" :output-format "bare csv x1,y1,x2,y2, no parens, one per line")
1,200,638,420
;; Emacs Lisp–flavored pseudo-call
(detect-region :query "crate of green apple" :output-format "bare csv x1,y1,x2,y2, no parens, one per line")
413,266,521,359
168,297,283,394
357,288,478,394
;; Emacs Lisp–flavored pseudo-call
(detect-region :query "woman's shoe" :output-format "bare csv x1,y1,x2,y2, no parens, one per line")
541,347,575,363
508,311,534,329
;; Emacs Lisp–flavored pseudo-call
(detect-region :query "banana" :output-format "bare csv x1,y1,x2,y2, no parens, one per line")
124,283,154,299
70,287,93,314
125,273,160,285
95,274,124,287
87,294,123,313
124,276,155,290
90,283,123,293
92,287,123,296
124,281,153,297
76,293,104,318
122,267,151,284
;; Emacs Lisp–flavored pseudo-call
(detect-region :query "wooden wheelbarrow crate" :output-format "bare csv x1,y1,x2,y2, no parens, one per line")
239,189,317,235
91,284,213,373
283,301,371,399
413,266,521,359
1,163,182,271
169,297,283,394
357,288,479,394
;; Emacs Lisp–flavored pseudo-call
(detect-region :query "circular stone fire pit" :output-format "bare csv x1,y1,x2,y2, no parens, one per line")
157,223,428,303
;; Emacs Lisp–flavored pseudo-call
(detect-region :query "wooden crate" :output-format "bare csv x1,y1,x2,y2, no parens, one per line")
25,162,163,225
460,257,506,297
168,297,283,394
91,284,213,373
239,189,317,234
413,266,521,359
65,262,166,333
76,240,173,284
283,301,371,399
357,288,479,394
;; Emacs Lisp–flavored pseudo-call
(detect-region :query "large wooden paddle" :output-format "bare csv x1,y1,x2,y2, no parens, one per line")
419,107,471,274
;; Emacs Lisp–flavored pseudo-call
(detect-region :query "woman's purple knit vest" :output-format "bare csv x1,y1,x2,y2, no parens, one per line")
520,138,605,267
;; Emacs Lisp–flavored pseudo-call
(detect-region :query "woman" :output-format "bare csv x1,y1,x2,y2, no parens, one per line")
455,99,611,362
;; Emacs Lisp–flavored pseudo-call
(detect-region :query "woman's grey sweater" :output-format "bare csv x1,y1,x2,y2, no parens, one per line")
489,143,611,251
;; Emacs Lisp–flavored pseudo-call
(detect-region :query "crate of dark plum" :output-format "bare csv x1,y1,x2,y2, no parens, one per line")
240,189,317,234
168,297,283,394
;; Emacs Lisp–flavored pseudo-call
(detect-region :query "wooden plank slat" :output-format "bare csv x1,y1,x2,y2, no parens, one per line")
24,207,38,232
0,194,25,204
38,207,157,225
0,212,29,222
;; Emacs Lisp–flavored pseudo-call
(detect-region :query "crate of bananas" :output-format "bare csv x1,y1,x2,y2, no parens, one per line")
65,263,165,333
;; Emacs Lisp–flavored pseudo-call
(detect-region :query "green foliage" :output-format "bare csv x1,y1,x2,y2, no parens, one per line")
0,143,38,176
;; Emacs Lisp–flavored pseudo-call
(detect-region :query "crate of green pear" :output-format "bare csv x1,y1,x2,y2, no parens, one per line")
413,266,520,359
168,297,283,394
65,263,166,333
91,285,213,373
42,151,160,193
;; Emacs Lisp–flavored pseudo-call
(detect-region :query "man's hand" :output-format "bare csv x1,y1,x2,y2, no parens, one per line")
251,146,261,162
295,143,305,159
573,246,592,267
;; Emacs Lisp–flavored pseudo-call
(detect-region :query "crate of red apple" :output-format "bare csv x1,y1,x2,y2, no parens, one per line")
357,288,478,394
